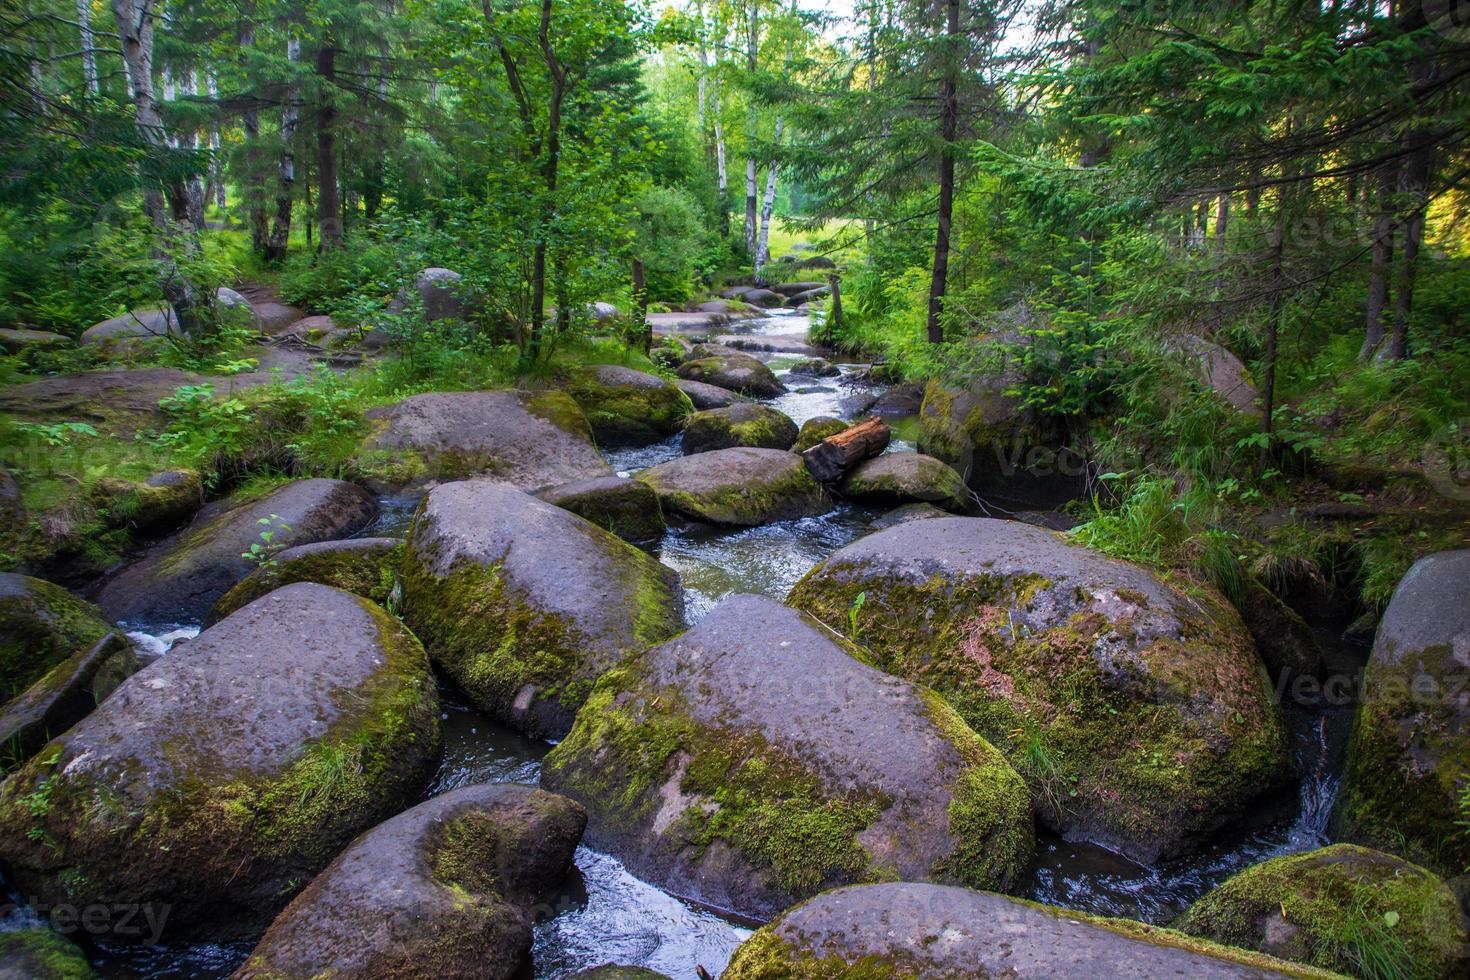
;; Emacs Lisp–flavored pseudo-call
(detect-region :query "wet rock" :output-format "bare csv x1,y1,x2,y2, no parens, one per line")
836,389,879,418
536,476,665,543
542,595,1034,919
871,380,925,417
0,583,441,940
1342,549,1470,877
871,501,950,529
723,882,1321,979
210,537,404,622
360,390,611,493
677,353,785,398
787,357,839,378
90,468,203,535
80,306,179,350
770,281,825,297
0,632,137,772
1178,843,1467,979
789,517,1291,863
565,365,693,446
794,416,848,452
682,404,798,455
0,573,115,702
637,448,830,526
1234,580,1327,687
96,478,377,626
0,929,97,978
401,480,682,739
785,287,829,307
0,368,209,437
673,379,750,410
838,453,971,512
570,968,670,979
0,327,69,355
237,784,585,980
741,288,783,308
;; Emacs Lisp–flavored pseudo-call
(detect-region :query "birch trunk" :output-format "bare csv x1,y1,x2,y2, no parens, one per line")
755,116,783,270
78,0,99,93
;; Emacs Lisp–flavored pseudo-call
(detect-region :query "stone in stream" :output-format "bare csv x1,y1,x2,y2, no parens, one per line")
1233,579,1327,686
400,480,682,739
542,595,1034,920
838,452,971,513
535,476,666,543
722,882,1332,979
570,968,671,979
741,288,784,308
681,403,798,455
785,287,830,307
236,784,586,980
89,468,203,535
800,416,890,483
0,929,97,978
787,356,839,378
871,501,949,529
1177,844,1468,979
673,378,750,410
0,583,441,940
770,281,825,297
0,632,138,773
676,352,785,398
788,517,1291,863
564,364,694,446
209,537,404,622
95,478,378,625
1341,549,1470,877
359,389,611,493
794,416,848,452
636,448,831,526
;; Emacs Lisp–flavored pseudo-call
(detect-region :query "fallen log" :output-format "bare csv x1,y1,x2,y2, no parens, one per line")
802,417,890,483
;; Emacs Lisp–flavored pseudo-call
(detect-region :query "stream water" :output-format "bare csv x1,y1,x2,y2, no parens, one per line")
6,314,1369,978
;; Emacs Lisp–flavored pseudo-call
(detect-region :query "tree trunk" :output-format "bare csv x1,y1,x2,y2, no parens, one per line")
925,0,959,346
78,0,98,93
714,79,728,239
1360,163,1397,360
1388,145,1432,361
315,44,342,250
827,272,842,335
633,258,650,353
743,2,759,260
802,417,891,483
755,116,783,270
1260,182,1292,470
183,71,206,230
265,37,302,261
240,21,269,256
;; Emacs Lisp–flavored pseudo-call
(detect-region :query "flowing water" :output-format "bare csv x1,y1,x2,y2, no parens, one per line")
7,315,1367,977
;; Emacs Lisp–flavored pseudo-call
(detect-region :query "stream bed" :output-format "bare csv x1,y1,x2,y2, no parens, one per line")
7,314,1368,978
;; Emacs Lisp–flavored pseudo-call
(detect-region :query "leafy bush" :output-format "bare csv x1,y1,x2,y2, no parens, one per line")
629,185,710,302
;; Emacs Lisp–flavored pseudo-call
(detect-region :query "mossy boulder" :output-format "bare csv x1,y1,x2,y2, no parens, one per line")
1,631,138,772
871,501,949,530
0,368,210,438
676,353,785,398
1235,580,1327,687
788,357,839,378
570,968,671,979
79,306,179,351
723,882,1335,979
565,365,694,446
1177,844,1468,978
0,583,441,940
401,480,682,738
237,783,586,979
0,573,114,701
637,448,831,527
96,478,378,626
209,537,404,622
542,594,1034,920
360,390,611,493
794,416,848,452
788,517,1291,863
1342,549,1470,877
673,379,750,410
681,403,798,455
535,476,666,543
0,929,96,979
838,453,971,513
90,468,203,535
0,327,70,355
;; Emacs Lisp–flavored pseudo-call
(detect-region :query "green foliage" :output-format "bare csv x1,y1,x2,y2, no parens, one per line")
630,185,711,301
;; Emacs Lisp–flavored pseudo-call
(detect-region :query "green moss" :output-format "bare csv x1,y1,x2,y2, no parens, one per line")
639,460,828,526
723,931,923,980
1177,844,1466,979
0,930,96,979
212,542,403,620
0,577,112,701
564,368,693,444
795,418,850,452
524,389,600,442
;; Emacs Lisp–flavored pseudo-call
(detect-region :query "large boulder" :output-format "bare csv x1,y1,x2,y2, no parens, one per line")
0,327,69,355
542,595,1034,920
215,286,261,332
210,537,404,622
400,267,475,323
637,448,830,526
0,583,441,940
1342,549,1470,876
723,883,1330,979
677,353,785,398
681,404,798,455
1,632,137,773
1235,580,1327,686
359,390,611,492
237,784,586,979
401,481,682,738
90,468,203,535
794,416,848,452
79,306,179,349
673,379,750,410
96,478,378,626
1170,334,1261,417
741,288,783,308
564,365,693,446
0,930,96,978
1178,844,1468,979
0,368,205,437
535,476,665,543
787,356,839,378
838,453,971,512
788,517,1291,863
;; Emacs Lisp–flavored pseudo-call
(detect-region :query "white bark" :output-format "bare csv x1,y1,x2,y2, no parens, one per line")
755,115,783,270
78,0,99,93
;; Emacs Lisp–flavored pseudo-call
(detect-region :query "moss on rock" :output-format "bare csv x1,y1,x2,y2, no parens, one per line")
636,448,831,526
564,365,694,446
209,537,403,622
0,929,96,979
0,573,113,702
681,403,799,455
795,416,849,452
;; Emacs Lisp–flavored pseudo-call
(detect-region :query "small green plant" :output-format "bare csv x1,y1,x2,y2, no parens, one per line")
847,591,867,639
14,421,98,447
242,514,292,578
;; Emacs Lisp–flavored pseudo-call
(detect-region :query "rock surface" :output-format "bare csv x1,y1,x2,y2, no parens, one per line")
96,478,378,626
0,583,441,940
681,403,798,455
0,573,115,701
0,328,69,354
838,453,971,512
565,365,693,445
1342,549,1470,876
794,416,847,452
723,883,1330,979
789,517,1291,863
542,595,1034,920
637,448,830,526
361,389,611,492
0,929,97,978
0,631,137,772
1178,844,1468,979
536,476,666,543
401,480,682,738
90,468,202,535
237,784,586,980
210,537,404,622
677,353,784,398
1170,334,1261,417
80,306,179,349
0,368,210,437
674,379,750,410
